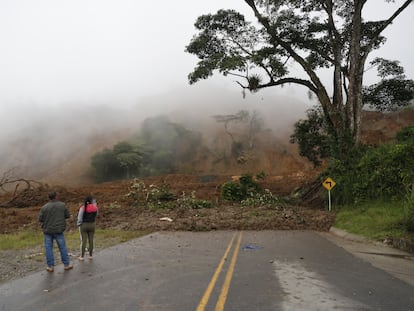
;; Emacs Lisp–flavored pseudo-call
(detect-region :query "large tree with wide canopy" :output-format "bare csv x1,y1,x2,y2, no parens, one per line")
186,0,413,156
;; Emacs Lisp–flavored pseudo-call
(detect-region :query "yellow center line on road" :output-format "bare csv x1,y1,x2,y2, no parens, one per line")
196,231,243,311
196,232,241,311
214,231,243,311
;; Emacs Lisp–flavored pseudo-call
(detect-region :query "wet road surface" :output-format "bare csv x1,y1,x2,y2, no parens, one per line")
1,230,414,310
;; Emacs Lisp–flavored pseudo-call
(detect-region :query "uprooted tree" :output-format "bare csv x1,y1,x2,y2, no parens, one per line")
185,0,414,161
0,167,44,194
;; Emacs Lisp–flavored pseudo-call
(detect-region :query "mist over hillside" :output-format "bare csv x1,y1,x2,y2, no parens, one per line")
0,85,319,185
2,83,413,187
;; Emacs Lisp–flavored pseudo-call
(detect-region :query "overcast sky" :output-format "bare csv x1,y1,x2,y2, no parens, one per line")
0,0,412,108
0,0,412,179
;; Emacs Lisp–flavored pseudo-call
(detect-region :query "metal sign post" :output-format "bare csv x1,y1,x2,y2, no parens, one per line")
322,177,336,211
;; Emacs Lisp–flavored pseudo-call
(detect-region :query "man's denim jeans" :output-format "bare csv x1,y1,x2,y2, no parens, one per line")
44,233,70,267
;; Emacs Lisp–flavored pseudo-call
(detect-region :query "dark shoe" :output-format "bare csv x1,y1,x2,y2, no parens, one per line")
46,266,54,272
64,264,73,271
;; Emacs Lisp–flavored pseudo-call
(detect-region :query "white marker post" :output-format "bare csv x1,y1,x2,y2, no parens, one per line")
322,177,336,211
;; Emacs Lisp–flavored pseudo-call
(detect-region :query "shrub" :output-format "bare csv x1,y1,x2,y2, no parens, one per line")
240,189,285,208
402,185,414,232
177,191,213,209
221,181,244,202
325,126,414,204
125,179,174,208
221,174,260,202
396,125,414,144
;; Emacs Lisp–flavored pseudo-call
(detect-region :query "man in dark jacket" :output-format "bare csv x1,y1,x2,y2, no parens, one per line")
39,191,73,272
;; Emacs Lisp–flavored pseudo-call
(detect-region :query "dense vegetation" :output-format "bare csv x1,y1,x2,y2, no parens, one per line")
322,124,414,205
91,116,202,182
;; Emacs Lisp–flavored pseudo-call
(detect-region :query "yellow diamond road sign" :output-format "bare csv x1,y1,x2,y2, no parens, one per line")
322,177,336,191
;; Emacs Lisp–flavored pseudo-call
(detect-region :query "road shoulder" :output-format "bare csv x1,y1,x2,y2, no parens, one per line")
321,227,414,287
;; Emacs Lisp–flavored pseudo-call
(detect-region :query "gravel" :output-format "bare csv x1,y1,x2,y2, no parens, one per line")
0,246,78,284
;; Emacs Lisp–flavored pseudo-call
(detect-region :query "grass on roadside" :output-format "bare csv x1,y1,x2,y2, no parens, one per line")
334,201,408,240
0,229,149,251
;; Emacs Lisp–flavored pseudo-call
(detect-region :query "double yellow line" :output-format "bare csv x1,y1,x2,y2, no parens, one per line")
196,231,243,311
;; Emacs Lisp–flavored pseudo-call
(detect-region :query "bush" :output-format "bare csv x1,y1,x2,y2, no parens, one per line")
325,127,414,204
240,189,286,208
402,185,414,232
125,179,211,209
396,125,414,144
125,179,174,208
221,182,244,202
221,174,260,202
177,191,212,209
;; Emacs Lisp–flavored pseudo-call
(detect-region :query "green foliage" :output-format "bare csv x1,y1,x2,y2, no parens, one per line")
290,106,331,166
0,229,147,251
363,58,414,112
334,201,406,240
91,142,142,182
125,179,211,210
396,125,414,144
256,171,266,180
186,9,254,84
241,189,286,208
91,116,202,182
221,174,260,202
125,178,174,208
125,179,148,204
290,106,355,166
0,231,43,250
186,1,413,153
114,142,143,179
147,183,175,202
402,185,414,232
363,78,414,112
221,181,244,202
326,127,414,204
177,191,213,209
137,116,202,176
354,143,413,202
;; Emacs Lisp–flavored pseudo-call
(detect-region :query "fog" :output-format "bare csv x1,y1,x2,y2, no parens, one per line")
0,1,412,182
0,81,310,182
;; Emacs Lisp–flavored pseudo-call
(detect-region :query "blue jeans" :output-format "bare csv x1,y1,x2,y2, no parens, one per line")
44,233,70,267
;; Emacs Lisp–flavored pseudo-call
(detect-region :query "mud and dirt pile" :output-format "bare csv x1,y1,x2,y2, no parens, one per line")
0,109,412,235
0,173,335,234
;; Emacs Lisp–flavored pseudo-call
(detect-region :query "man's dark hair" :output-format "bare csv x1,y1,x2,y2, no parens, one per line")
48,191,57,200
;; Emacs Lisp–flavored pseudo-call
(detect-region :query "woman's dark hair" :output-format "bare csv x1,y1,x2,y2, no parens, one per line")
84,195,94,207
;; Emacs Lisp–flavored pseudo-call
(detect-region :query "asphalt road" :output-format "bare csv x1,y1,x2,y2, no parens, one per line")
1,230,414,311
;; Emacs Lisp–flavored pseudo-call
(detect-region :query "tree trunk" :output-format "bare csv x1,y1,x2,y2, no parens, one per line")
346,0,364,144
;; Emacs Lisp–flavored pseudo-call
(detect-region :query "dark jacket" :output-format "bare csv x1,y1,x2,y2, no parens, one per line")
39,200,70,234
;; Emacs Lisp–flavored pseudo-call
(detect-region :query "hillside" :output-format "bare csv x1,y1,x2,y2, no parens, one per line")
0,108,412,236
41,108,414,186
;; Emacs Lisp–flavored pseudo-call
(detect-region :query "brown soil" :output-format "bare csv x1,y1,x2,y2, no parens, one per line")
1,109,412,235
0,173,335,235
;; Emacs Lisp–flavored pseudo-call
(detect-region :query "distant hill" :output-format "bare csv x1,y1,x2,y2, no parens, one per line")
1,108,413,187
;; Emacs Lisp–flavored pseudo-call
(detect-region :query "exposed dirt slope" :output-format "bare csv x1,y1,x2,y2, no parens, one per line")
0,109,412,235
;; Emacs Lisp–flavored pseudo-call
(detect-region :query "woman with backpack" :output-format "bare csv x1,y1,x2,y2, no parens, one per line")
77,195,98,260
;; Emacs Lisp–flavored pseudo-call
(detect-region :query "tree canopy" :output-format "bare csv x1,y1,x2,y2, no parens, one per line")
186,0,413,157
90,116,203,182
